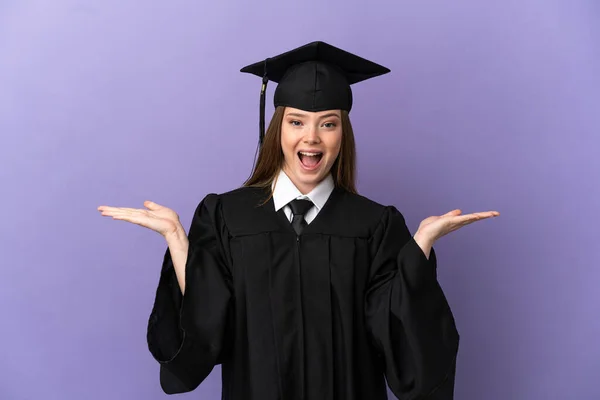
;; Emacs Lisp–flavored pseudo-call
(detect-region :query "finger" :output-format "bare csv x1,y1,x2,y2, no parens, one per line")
99,207,130,215
111,214,153,228
99,208,125,217
454,211,498,223
469,211,499,220
100,209,147,218
469,211,499,217
98,206,147,213
114,207,147,213
98,206,143,214
98,205,124,212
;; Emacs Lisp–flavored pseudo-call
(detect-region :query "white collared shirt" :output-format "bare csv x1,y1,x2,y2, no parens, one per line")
272,169,335,224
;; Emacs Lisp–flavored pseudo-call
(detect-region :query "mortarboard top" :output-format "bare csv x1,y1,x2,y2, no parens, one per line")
240,41,391,145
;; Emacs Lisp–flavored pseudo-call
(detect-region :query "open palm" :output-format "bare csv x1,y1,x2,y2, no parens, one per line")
97,201,181,237
417,209,500,242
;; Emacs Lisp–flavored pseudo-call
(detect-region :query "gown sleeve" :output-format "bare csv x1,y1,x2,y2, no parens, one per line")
365,206,459,399
146,194,233,394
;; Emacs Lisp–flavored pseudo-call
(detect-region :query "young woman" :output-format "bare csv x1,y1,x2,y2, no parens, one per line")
98,41,498,400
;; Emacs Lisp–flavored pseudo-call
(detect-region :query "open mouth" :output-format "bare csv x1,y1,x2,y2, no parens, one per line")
298,151,323,170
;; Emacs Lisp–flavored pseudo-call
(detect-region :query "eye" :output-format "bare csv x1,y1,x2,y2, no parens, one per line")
290,120,302,126
323,122,337,128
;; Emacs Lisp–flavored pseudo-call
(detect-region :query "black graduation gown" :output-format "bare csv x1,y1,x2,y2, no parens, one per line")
147,186,459,400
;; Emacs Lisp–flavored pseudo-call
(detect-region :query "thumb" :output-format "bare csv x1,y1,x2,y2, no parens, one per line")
144,200,162,210
443,209,462,216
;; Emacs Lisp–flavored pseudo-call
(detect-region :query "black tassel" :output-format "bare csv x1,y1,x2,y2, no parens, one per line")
259,58,269,146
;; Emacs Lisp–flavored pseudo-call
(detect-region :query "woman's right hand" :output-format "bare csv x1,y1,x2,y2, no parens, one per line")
98,201,183,238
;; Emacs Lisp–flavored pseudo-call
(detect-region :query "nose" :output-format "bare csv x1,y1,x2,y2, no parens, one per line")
303,126,321,144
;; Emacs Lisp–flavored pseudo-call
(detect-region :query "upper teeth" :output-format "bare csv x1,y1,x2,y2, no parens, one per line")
300,152,321,156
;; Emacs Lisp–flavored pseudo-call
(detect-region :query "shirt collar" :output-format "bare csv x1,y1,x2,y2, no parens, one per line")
272,169,334,212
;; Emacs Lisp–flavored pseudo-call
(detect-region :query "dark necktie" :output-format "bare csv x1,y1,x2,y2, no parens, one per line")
288,199,313,235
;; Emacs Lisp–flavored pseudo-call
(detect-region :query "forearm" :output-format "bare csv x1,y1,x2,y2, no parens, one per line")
165,226,189,294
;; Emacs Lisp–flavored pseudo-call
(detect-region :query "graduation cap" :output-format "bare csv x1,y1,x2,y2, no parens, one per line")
240,41,391,145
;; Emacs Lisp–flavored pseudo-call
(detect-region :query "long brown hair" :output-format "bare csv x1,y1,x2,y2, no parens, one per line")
243,106,357,194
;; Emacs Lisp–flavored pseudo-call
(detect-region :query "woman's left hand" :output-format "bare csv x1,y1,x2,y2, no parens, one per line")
415,209,500,245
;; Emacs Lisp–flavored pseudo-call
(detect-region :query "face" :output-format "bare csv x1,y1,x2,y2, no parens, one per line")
280,107,343,194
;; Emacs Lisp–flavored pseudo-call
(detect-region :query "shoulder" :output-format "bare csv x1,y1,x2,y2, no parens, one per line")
318,189,406,238
339,190,402,221
196,186,267,210
339,190,386,213
194,186,277,235
336,192,414,252
216,185,271,211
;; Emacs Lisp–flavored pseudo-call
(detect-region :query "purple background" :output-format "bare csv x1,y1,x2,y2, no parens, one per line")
2,1,599,399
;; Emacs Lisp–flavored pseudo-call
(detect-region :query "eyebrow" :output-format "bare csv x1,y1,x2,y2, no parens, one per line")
285,112,341,119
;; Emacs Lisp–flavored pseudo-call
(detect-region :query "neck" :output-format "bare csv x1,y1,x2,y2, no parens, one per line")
295,181,317,195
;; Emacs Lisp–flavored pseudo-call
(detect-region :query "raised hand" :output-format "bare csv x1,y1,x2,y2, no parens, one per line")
416,209,500,244
97,201,183,238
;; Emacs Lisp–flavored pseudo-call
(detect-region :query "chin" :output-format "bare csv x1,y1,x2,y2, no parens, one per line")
297,173,323,185
291,167,324,183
